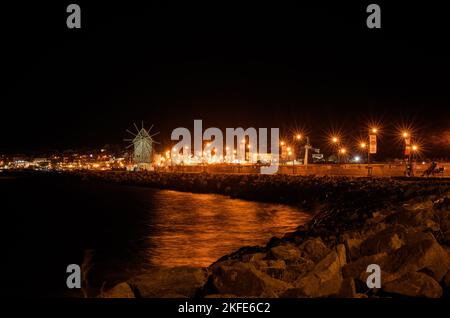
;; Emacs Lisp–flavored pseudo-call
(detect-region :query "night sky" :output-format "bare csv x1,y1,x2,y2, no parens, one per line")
2,1,450,158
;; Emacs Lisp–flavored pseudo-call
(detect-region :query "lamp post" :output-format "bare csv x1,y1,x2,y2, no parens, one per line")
331,137,339,163
287,149,294,174
360,142,367,162
294,134,302,162
339,148,347,164
402,131,412,176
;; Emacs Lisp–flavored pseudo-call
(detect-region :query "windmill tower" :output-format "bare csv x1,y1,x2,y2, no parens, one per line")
125,122,159,170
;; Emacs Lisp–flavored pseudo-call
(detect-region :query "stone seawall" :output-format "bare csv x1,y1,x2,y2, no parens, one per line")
156,162,450,177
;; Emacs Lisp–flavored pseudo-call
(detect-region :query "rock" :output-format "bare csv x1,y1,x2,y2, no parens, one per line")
205,294,238,298
337,278,356,298
360,225,406,256
423,219,440,232
269,245,300,263
99,282,135,298
211,261,290,297
444,271,450,291
383,272,443,298
283,230,308,244
215,246,265,264
290,250,343,297
344,237,363,261
336,244,347,266
129,267,207,298
384,232,450,282
242,252,266,263
299,238,331,262
342,253,389,280
265,236,285,249
254,260,286,280
282,259,315,283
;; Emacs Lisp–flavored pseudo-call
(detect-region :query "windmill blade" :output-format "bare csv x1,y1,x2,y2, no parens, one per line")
133,122,140,132
147,124,154,134
123,138,134,141
142,120,144,129
126,129,137,136
149,131,160,138
125,143,134,149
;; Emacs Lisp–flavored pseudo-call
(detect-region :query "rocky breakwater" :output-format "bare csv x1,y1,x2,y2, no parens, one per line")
95,176,450,298
70,171,450,298
197,189,450,298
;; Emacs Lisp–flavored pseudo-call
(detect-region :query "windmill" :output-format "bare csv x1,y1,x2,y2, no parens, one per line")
124,122,159,169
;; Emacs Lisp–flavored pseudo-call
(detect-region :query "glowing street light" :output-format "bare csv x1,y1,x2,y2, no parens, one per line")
412,145,418,151
332,137,339,143
340,148,346,154
360,142,366,149
371,128,378,134
402,131,409,138
296,134,302,140
280,141,285,146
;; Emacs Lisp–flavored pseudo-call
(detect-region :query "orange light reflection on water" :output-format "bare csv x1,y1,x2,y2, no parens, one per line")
147,190,310,267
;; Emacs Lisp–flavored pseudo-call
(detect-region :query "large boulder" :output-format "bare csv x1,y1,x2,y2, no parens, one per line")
343,237,363,261
283,250,343,298
444,270,450,292
211,260,290,297
337,278,356,298
384,232,450,282
336,244,347,266
254,259,286,280
241,252,266,263
128,267,208,298
282,259,315,283
342,253,389,281
383,272,443,298
99,282,135,298
359,225,407,256
269,244,300,263
298,238,331,262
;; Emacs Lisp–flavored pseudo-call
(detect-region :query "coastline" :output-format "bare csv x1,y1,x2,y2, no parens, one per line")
65,170,450,298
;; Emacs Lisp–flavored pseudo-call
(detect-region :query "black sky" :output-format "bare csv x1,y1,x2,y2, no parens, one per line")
2,1,450,158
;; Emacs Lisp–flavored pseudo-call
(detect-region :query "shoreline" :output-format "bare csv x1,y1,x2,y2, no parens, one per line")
65,170,450,298
4,170,450,298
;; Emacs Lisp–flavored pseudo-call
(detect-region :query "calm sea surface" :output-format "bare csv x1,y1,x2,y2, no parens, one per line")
0,173,310,296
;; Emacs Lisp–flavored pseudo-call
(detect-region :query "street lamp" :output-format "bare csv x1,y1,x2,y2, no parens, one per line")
330,136,340,163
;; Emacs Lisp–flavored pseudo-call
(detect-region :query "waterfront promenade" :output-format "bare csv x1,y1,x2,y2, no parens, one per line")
157,162,450,177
